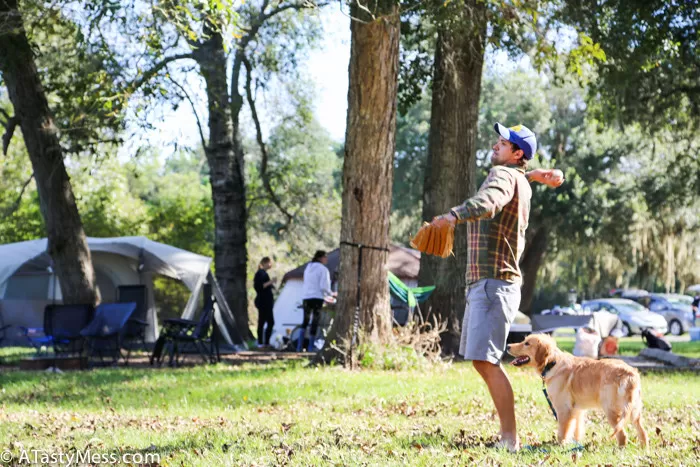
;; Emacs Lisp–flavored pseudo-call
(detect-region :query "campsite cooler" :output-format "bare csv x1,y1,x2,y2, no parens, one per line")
690,327,700,342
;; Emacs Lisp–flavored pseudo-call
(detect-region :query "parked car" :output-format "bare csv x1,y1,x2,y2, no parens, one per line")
609,288,650,300
643,294,695,336
581,298,667,337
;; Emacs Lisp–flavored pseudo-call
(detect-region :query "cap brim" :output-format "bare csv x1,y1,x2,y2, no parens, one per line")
494,122,510,140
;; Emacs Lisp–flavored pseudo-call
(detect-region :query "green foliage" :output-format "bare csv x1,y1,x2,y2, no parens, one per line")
397,12,436,114
559,0,700,131
398,0,608,111
152,0,240,47
130,151,215,257
246,117,342,251
357,342,425,370
0,134,45,244
68,155,150,238
11,3,128,155
564,33,606,78
391,97,430,242
245,6,323,79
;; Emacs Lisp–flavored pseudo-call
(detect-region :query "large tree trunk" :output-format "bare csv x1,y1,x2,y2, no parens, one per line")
194,33,252,340
519,226,549,315
418,1,486,355
319,1,400,363
0,0,98,305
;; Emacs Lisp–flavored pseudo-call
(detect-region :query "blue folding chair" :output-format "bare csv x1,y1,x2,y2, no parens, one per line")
18,304,94,356
46,304,95,356
19,326,53,355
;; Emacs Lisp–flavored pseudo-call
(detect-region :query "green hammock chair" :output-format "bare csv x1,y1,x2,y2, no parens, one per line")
388,271,435,311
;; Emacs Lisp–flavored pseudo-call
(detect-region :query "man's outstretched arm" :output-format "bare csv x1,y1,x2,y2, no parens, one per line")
525,168,564,188
433,168,565,228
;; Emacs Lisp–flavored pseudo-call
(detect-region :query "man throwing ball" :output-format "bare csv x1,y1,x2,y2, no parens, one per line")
432,123,563,451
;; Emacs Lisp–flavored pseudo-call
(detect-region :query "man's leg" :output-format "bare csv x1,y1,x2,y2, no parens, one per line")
256,306,265,346
462,279,521,450
264,305,274,345
472,360,518,448
297,301,311,351
308,306,321,351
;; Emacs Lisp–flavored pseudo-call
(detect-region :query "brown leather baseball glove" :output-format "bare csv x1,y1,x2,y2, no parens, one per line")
409,221,454,258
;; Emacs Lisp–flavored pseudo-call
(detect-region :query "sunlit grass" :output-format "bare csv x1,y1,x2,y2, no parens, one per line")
1,357,698,466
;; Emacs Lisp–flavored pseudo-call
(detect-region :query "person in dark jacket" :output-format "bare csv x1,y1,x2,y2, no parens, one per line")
254,257,276,348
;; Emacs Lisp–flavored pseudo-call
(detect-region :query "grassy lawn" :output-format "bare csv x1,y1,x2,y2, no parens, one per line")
1,354,698,466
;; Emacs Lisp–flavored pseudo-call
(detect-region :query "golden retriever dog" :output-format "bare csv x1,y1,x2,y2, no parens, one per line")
507,333,648,448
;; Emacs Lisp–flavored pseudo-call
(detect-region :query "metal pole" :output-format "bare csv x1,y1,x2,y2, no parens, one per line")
339,241,388,369
349,245,363,368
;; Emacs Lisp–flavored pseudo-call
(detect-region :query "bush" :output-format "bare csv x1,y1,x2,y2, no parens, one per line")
335,315,448,371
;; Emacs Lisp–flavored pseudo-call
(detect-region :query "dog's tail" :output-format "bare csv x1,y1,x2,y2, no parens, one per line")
609,372,643,441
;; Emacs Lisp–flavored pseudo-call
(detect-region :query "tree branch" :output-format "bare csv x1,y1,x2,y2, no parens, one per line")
230,1,327,109
1,173,34,217
2,115,18,155
128,53,195,94
167,76,207,151
261,1,324,22
0,107,11,122
242,55,294,231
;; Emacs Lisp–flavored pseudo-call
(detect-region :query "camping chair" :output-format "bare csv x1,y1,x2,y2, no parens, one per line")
117,285,149,364
18,326,52,355
45,304,95,356
388,272,436,325
17,304,94,356
151,296,217,367
81,302,136,367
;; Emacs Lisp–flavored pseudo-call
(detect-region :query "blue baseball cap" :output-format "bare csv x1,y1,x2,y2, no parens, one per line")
494,123,537,160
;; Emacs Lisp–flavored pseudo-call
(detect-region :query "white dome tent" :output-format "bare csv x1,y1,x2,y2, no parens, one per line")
0,236,246,348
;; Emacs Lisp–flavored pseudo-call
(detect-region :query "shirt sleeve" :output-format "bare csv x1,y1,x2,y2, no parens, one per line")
321,267,332,296
450,166,517,224
253,271,264,294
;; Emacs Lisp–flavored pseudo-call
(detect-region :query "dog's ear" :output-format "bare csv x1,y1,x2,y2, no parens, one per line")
534,337,553,368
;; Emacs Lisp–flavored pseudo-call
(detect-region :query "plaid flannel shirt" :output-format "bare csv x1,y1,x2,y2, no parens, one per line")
450,164,532,285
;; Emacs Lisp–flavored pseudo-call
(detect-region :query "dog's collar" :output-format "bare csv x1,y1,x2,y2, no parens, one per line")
541,361,556,379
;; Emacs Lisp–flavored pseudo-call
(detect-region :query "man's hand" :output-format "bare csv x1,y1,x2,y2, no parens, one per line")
432,213,456,228
527,168,564,188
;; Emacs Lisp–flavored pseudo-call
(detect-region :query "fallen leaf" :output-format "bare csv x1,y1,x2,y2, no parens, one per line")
281,422,294,433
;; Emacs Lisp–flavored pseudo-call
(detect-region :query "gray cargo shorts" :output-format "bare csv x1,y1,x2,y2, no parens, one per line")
459,278,521,365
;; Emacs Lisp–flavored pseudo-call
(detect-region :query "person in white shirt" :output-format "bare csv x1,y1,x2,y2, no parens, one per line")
299,250,335,351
